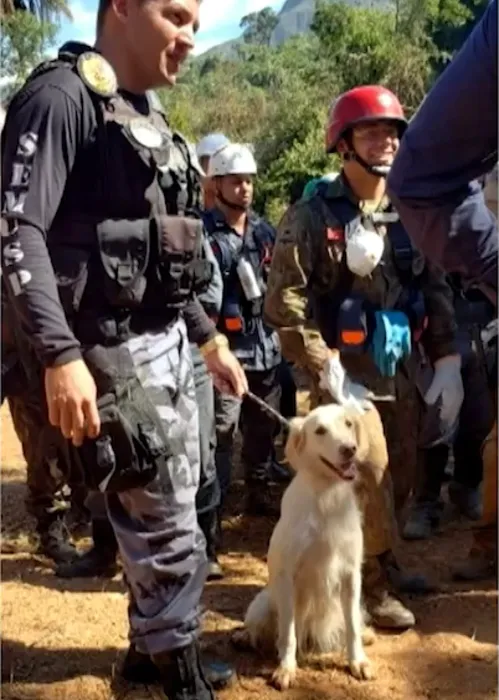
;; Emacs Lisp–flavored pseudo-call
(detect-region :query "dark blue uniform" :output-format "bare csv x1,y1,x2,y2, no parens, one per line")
388,0,498,305
204,208,282,514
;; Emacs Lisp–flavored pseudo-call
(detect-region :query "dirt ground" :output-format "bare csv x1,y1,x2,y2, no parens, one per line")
1,400,497,700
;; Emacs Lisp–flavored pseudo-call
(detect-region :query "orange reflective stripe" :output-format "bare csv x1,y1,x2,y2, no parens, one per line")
225,317,243,332
341,330,366,345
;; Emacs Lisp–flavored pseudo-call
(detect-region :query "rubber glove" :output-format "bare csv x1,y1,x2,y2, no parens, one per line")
319,352,374,414
371,310,411,377
424,355,464,428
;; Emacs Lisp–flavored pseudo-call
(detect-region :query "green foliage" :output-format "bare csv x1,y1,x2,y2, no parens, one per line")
162,0,484,224
240,7,279,46
0,10,57,97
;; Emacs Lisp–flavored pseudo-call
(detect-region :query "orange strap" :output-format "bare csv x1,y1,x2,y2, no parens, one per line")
340,329,366,345
224,317,243,332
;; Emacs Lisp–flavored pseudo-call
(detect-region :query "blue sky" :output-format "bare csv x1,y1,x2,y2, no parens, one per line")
56,0,284,56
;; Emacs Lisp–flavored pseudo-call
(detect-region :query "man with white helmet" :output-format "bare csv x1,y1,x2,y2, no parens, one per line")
196,133,230,209
204,143,282,518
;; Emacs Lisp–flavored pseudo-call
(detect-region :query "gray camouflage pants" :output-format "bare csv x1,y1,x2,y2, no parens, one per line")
105,320,207,655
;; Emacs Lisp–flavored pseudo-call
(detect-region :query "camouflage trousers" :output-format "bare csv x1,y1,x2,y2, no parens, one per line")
105,320,207,655
7,393,86,530
305,368,422,558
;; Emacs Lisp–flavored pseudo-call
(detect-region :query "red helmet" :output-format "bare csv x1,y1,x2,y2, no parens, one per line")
326,85,407,153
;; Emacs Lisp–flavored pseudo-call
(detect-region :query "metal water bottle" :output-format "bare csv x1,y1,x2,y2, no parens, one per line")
237,257,262,301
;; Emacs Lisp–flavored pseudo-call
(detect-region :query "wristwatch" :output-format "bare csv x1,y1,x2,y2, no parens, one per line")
199,333,229,358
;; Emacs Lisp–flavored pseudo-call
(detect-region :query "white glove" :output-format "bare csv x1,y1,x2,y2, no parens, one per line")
424,355,464,427
319,353,374,414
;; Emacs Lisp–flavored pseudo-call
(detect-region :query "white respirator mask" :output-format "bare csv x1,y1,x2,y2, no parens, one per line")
345,223,384,277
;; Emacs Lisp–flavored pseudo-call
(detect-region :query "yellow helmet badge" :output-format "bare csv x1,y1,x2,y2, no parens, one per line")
77,52,118,97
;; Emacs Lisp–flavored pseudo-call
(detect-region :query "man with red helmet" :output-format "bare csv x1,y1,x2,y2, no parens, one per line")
265,85,463,630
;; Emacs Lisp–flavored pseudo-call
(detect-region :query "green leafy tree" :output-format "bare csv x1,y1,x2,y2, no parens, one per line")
162,0,486,223
240,7,279,46
1,0,71,22
0,10,57,95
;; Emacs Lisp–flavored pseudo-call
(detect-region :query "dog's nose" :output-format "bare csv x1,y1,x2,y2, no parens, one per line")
340,444,357,460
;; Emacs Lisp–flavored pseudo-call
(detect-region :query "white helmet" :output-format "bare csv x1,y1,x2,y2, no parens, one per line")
208,143,257,177
196,133,230,160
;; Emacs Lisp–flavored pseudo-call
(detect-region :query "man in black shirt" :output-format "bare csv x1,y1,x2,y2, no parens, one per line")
1,1,247,698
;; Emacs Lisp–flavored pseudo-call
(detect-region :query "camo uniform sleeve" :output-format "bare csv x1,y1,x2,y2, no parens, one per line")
264,202,331,376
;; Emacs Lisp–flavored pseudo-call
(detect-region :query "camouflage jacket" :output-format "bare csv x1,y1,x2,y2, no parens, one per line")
264,174,457,388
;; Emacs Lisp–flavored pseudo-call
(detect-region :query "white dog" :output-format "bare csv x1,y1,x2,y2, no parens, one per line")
233,403,374,690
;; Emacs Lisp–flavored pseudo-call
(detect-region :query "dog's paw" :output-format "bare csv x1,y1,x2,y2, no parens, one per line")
231,627,252,651
349,658,373,681
271,664,297,691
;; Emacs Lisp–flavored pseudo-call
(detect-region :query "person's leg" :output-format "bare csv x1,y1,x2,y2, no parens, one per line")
8,394,77,564
55,492,119,579
240,368,281,516
450,351,494,519
105,325,233,698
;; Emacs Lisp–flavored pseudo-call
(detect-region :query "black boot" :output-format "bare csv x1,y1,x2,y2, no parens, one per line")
38,516,78,564
122,644,235,690
198,509,224,581
152,642,219,700
55,518,119,578
121,645,161,684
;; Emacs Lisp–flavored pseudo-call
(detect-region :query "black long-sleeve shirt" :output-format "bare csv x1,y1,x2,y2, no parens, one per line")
1,53,215,368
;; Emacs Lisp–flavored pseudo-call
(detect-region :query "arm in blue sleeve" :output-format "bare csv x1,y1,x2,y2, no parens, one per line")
387,0,498,301
1,82,92,367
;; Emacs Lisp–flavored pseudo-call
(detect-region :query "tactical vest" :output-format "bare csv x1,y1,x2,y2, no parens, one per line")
26,44,210,346
204,210,281,371
311,187,427,355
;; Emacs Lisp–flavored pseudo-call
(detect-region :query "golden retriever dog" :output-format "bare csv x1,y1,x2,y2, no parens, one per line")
233,404,374,690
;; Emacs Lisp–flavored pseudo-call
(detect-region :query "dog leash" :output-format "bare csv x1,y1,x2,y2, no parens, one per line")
245,391,291,430
244,389,395,428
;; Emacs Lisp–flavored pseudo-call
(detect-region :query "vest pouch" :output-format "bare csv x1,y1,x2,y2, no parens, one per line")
192,257,213,296
155,215,201,308
50,245,90,321
96,219,150,308
221,297,244,334
337,297,369,354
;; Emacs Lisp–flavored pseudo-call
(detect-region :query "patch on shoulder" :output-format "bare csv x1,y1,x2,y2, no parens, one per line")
77,52,117,97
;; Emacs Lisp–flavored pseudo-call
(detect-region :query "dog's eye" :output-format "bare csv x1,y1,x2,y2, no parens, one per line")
315,425,327,436
345,419,353,428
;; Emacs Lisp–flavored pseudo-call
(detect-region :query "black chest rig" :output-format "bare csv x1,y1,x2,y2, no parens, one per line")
30,46,208,345
204,211,273,334
312,190,427,354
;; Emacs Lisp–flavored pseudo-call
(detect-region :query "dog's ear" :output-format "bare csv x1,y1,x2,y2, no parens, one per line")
284,417,307,467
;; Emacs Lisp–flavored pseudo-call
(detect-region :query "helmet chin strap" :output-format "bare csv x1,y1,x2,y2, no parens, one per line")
344,150,391,178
